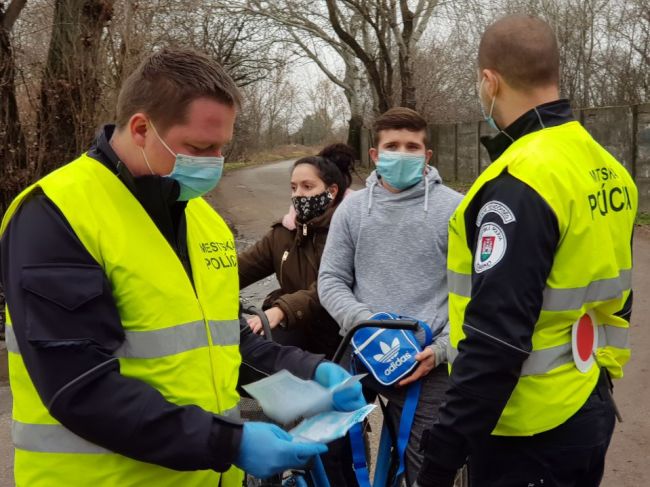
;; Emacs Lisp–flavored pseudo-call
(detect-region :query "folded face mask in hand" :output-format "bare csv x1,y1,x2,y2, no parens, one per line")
242,369,366,425
290,404,376,444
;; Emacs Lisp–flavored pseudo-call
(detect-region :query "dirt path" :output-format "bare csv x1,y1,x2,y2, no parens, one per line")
0,161,647,486
207,159,297,243
601,226,650,486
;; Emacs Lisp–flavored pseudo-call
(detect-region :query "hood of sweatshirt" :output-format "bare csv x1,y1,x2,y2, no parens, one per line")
365,166,442,214
317,163,463,339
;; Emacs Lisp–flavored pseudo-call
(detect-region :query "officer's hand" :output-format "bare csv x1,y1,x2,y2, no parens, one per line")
314,362,367,411
398,347,436,387
234,422,328,479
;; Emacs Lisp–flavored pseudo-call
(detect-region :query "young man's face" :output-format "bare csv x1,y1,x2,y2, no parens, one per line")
135,97,237,176
369,129,432,164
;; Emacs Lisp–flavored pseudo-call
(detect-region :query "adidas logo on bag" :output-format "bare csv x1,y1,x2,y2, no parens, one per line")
373,338,412,377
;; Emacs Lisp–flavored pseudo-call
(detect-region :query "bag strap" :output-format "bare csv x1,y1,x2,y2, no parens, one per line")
394,380,421,482
373,421,393,487
349,317,433,487
350,422,372,487
349,381,422,487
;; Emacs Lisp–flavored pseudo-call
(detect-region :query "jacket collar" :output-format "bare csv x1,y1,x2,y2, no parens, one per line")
88,124,181,204
481,99,574,161
87,125,186,250
293,206,335,242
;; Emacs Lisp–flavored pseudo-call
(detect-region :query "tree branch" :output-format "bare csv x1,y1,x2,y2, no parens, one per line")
2,0,28,31
325,0,387,109
288,28,352,93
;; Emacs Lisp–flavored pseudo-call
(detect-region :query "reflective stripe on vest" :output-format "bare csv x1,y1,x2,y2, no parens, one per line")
115,320,240,359
447,324,629,376
12,403,241,454
448,269,632,311
5,324,18,354
6,320,241,358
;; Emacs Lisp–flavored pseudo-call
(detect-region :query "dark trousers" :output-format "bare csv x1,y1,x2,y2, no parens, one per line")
469,371,616,487
321,435,359,487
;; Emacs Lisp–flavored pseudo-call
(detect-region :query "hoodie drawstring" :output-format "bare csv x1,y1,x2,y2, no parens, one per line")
424,178,430,213
367,180,376,214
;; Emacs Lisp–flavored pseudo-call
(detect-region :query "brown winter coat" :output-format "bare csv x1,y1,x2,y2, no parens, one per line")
238,206,342,358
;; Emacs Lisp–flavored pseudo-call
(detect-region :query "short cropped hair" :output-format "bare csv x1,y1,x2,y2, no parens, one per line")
478,15,560,90
116,47,242,131
373,107,428,145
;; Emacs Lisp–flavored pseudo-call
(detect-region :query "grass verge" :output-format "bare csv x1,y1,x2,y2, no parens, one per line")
225,144,320,173
636,212,650,226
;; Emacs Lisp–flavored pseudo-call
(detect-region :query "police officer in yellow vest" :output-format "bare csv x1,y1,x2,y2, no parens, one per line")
0,48,366,486
416,15,637,487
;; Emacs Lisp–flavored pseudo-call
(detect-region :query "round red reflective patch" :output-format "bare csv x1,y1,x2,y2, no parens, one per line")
576,314,595,362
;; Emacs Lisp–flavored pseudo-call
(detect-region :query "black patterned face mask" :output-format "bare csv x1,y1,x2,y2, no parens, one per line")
291,190,333,222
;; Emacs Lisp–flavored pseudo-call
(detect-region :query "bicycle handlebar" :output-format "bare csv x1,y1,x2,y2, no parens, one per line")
241,304,274,341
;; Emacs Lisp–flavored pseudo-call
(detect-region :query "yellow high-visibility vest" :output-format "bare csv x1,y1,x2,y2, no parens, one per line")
447,121,637,436
2,153,244,486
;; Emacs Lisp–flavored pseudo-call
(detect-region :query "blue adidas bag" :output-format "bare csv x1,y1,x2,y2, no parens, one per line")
351,323,422,386
348,312,434,487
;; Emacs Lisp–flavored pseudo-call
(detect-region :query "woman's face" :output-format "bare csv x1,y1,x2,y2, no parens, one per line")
291,163,330,198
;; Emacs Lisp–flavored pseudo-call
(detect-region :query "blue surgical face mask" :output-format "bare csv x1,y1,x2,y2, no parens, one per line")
142,121,225,201
375,151,426,190
479,77,499,131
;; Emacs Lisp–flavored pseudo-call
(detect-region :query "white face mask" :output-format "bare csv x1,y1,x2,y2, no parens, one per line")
141,121,225,201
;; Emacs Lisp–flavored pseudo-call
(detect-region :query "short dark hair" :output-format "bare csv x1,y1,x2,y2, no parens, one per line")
373,107,428,146
478,15,560,90
292,143,356,206
116,47,242,131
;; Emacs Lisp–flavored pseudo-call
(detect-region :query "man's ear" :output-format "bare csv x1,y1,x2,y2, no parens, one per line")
481,68,500,99
369,147,378,165
130,113,149,149
425,149,433,166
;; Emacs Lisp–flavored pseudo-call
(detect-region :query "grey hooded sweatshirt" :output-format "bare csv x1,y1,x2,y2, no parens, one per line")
318,167,462,364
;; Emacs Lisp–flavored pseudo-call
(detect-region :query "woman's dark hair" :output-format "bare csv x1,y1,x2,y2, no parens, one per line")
292,143,356,205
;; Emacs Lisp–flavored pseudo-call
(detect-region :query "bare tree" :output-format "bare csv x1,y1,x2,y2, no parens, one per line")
324,0,437,110
0,0,28,336
225,0,369,154
283,23,368,156
624,0,650,69
36,0,115,177
0,0,29,215
228,0,438,155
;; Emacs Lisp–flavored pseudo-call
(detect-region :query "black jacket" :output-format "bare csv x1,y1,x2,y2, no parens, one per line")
417,100,633,484
0,125,323,472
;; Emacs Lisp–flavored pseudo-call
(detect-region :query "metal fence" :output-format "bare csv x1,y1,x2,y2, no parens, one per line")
360,103,650,212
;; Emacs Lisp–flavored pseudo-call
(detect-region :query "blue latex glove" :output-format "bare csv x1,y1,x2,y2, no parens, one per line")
234,422,328,479
314,362,367,411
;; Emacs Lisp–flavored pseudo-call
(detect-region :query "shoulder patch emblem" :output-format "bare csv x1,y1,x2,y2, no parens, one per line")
474,222,507,273
476,200,516,226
